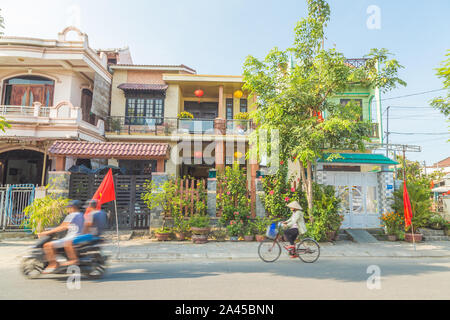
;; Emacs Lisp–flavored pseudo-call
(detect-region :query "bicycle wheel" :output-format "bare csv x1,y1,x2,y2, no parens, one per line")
297,238,320,263
258,241,282,263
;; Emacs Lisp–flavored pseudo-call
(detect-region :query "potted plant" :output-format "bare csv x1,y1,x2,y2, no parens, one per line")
243,223,255,242
252,217,271,242
178,111,194,132
189,214,210,244
234,112,250,133
428,214,447,230
227,220,243,241
381,212,403,241
154,227,172,242
173,216,190,241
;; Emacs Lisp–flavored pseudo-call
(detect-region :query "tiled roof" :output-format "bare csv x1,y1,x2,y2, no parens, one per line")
433,157,450,168
114,64,196,73
49,141,170,159
117,83,168,91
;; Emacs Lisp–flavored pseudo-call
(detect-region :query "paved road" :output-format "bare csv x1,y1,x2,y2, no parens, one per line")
1,254,449,299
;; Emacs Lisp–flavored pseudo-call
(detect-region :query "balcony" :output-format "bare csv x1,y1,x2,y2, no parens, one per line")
105,116,254,137
0,102,105,142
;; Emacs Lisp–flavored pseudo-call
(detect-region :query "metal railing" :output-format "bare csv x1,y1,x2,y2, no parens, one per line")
0,105,35,117
105,116,254,136
345,58,368,68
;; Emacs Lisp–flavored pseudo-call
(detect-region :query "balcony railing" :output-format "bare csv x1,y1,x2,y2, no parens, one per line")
105,116,254,136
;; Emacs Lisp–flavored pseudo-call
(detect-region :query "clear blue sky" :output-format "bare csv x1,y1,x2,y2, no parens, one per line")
2,0,449,164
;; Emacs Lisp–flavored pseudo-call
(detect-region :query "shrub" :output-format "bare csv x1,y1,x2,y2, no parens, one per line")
391,181,433,232
252,217,273,235
22,196,70,235
381,211,404,236
189,214,210,229
428,214,448,230
217,163,251,227
227,220,244,237
234,112,250,120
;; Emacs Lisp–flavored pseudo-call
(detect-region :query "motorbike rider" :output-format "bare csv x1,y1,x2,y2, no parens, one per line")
63,199,108,266
38,200,84,273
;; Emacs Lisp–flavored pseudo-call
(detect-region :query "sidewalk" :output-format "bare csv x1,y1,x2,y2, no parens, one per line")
1,238,450,263
104,239,450,262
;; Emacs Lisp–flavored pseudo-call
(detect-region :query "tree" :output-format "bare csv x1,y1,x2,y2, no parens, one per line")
430,50,450,120
243,0,406,216
0,9,4,35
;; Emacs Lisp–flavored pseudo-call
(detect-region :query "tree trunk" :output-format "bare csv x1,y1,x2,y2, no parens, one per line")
306,161,314,223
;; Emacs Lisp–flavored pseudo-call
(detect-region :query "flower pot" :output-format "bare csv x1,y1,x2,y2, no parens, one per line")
155,233,171,242
229,236,239,242
326,231,336,242
387,235,397,242
256,235,266,242
175,232,186,241
192,234,208,244
191,227,210,236
405,233,423,243
244,235,254,242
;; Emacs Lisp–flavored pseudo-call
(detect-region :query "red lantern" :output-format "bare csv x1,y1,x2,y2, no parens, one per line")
195,89,204,103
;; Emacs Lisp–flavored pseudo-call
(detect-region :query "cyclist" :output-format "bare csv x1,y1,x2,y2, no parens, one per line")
282,201,307,259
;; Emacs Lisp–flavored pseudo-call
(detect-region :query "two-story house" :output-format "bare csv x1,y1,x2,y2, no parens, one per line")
0,27,112,186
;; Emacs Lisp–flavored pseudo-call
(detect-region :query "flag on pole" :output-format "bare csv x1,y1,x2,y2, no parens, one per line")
403,181,413,229
92,169,116,209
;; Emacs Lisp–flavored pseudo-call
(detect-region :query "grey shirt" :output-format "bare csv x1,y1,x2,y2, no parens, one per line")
63,211,84,239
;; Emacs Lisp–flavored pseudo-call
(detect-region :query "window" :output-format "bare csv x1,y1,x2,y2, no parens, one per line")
3,75,54,106
226,98,234,120
240,99,248,113
125,94,164,125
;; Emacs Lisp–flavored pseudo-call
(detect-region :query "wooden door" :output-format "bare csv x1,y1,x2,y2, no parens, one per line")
10,85,29,106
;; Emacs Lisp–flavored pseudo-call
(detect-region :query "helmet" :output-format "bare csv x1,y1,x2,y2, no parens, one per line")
87,199,99,209
66,200,83,210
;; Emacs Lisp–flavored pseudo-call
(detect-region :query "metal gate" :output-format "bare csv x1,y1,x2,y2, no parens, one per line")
326,172,381,229
69,174,152,230
0,184,36,231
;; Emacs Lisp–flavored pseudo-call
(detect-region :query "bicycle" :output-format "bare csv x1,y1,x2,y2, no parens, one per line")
258,224,320,263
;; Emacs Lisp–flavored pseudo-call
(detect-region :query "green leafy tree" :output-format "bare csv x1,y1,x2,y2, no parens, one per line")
430,50,450,120
243,0,406,216
0,9,4,35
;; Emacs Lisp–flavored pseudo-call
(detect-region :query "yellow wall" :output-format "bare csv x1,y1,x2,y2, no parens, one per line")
165,84,180,118
110,69,128,117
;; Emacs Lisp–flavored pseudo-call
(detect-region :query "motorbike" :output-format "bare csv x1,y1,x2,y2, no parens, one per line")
20,234,108,280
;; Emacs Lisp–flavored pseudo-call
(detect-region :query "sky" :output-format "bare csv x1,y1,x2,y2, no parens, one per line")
1,0,449,165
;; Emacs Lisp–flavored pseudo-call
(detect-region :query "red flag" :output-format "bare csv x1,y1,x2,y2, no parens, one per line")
92,169,116,209
403,181,413,229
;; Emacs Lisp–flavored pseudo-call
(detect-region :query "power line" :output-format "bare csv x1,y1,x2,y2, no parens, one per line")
381,88,446,102
390,132,449,135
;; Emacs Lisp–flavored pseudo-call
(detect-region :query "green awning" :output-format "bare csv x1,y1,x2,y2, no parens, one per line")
320,153,399,165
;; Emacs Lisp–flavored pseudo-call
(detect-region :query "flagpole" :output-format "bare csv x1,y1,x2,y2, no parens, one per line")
403,148,416,251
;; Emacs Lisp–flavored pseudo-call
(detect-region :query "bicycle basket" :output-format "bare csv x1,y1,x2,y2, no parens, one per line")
266,223,278,239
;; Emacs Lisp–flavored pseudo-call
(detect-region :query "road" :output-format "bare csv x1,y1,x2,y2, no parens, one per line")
0,252,449,299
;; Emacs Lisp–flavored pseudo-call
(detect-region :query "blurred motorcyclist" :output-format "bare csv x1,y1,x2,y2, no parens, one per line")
38,200,84,273
63,200,108,266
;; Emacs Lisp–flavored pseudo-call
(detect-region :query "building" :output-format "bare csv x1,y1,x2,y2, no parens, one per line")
0,27,112,186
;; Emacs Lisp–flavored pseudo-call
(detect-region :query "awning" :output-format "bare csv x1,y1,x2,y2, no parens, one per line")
117,83,168,93
49,141,170,160
432,186,450,193
320,153,399,165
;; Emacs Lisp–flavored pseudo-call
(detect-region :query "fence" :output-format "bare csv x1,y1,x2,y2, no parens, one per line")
0,184,36,231
69,174,152,230
174,178,207,217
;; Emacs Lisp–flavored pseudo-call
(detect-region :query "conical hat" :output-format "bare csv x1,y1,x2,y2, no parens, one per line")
287,201,302,210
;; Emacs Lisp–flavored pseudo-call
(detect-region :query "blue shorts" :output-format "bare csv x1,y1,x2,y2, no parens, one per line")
72,234,100,245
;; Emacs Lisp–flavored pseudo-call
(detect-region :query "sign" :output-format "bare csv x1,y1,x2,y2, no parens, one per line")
387,185,394,190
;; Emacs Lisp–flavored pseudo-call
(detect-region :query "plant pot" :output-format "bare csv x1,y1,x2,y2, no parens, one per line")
175,232,186,241
155,233,171,242
256,235,266,242
387,235,397,242
192,234,208,244
244,235,254,242
405,233,423,243
229,236,239,242
191,227,210,236
326,231,336,242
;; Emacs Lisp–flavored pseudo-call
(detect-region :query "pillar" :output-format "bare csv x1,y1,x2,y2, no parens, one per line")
214,118,226,173
207,173,217,218
54,156,66,172
218,85,225,119
156,158,165,173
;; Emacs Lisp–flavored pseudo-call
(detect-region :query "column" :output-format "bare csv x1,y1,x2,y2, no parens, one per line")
54,156,66,171
207,174,217,218
156,158,165,173
218,85,225,119
214,118,226,173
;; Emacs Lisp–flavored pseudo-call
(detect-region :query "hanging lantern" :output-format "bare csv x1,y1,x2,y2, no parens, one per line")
234,90,243,99
195,89,204,103
234,151,244,159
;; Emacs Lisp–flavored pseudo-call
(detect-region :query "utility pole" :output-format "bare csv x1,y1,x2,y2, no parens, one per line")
385,106,390,157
